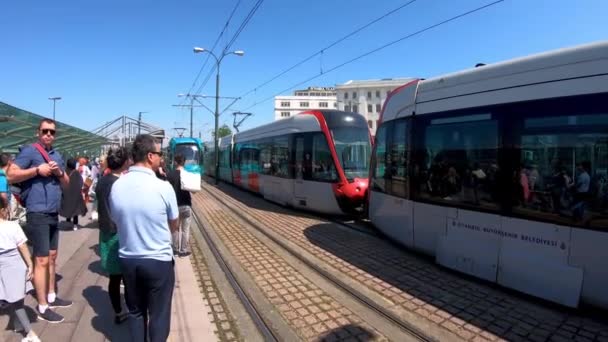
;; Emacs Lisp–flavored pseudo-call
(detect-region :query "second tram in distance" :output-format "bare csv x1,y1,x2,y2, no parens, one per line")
166,137,204,175
369,41,608,309
204,110,372,215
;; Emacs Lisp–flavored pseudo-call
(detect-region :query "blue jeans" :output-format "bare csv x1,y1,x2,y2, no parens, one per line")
119,258,175,342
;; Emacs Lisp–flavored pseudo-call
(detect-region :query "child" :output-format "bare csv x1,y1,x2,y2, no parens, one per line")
0,197,40,342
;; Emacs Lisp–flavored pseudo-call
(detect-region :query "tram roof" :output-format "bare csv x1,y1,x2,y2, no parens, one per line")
0,101,108,155
382,40,608,121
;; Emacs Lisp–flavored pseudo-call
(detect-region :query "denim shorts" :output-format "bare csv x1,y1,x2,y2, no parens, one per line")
25,212,59,257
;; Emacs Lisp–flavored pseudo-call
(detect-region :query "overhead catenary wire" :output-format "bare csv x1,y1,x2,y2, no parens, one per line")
236,0,418,100
240,0,505,112
181,0,243,104
193,0,265,97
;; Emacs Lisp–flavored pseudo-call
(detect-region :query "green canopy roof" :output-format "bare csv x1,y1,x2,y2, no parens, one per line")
0,101,108,157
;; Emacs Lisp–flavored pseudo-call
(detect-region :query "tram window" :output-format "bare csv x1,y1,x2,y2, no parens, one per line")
271,136,290,178
513,112,608,229
174,144,200,167
388,119,408,198
259,139,272,175
415,114,499,210
371,124,388,193
312,133,337,182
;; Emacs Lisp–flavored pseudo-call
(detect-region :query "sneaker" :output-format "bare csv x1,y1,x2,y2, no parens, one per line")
114,312,128,324
49,297,73,308
73,225,78,231
21,332,41,342
37,308,64,323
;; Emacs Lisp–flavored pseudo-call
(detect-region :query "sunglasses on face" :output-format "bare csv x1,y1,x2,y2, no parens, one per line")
40,129,56,136
149,151,163,157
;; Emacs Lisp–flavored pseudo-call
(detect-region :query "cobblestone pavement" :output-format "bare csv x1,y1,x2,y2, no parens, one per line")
192,194,389,341
189,238,242,341
199,182,608,342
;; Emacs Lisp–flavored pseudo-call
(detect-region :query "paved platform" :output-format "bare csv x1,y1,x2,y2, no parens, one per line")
199,180,608,342
0,215,216,342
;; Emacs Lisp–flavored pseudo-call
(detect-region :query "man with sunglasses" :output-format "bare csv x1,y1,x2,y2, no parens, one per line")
7,118,72,323
110,134,179,342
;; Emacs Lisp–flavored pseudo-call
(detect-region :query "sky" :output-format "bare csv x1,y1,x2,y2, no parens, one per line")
1,0,607,140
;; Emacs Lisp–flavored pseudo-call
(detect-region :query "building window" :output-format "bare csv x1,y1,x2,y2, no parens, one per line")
367,91,372,99
300,102,309,108
344,105,351,112
353,92,357,99
281,101,290,107
367,104,373,113
367,120,373,129
344,93,348,99
376,104,381,113
376,90,381,98
353,105,358,113
333,102,337,108
319,102,328,108
280,112,290,118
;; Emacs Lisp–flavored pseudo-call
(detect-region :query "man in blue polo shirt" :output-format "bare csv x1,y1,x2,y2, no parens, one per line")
7,118,72,323
110,134,179,342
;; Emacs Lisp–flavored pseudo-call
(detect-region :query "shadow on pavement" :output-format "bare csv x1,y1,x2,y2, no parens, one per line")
82,285,130,342
316,324,377,341
0,304,37,336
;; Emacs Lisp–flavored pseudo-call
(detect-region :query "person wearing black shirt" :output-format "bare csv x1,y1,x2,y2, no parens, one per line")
166,154,192,257
96,147,130,324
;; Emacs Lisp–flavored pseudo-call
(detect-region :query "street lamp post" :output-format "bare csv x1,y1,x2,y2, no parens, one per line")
48,97,62,120
193,47,244,184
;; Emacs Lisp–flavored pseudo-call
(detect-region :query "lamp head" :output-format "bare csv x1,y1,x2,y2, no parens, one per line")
193,47,206,53
233,50,245,56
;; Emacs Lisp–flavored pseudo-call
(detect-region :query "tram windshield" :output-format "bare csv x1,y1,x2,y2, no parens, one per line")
174,143,200,166
331,127,371,180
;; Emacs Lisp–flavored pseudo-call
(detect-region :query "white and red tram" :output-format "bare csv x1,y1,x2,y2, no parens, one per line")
205,110,372,215
369,41,608,308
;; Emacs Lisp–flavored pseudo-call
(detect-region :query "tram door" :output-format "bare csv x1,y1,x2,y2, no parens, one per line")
293,135,308,205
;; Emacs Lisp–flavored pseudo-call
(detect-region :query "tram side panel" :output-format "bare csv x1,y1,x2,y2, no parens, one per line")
369,42,608,309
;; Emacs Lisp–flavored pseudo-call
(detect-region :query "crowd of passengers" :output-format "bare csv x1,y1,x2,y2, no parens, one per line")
415,155,608,222
0,118,194,342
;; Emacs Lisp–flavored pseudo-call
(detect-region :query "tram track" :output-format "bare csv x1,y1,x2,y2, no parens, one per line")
200,184,436,342
192,209,279,342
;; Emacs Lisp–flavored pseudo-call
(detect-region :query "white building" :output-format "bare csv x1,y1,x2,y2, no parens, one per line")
336,78,415,134
274,86,337,120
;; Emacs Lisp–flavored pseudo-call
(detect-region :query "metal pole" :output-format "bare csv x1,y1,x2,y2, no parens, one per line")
52,100,56,120
190,96,194,138
138,112,142,135
214,64,220,184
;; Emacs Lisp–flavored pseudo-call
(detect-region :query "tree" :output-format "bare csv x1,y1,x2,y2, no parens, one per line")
213,124,232,139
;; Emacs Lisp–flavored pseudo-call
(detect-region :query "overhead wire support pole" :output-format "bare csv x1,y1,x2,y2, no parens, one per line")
193,47,244,185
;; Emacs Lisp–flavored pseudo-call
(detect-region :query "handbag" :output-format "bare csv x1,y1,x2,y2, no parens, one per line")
180,170,201,192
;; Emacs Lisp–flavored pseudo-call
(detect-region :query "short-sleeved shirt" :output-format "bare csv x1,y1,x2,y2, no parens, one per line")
13,144,65,213
96,173,119,234
166,169,192,207
0,220,27,253
110,166,179,262
576,171,590,193
0,169,8,194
